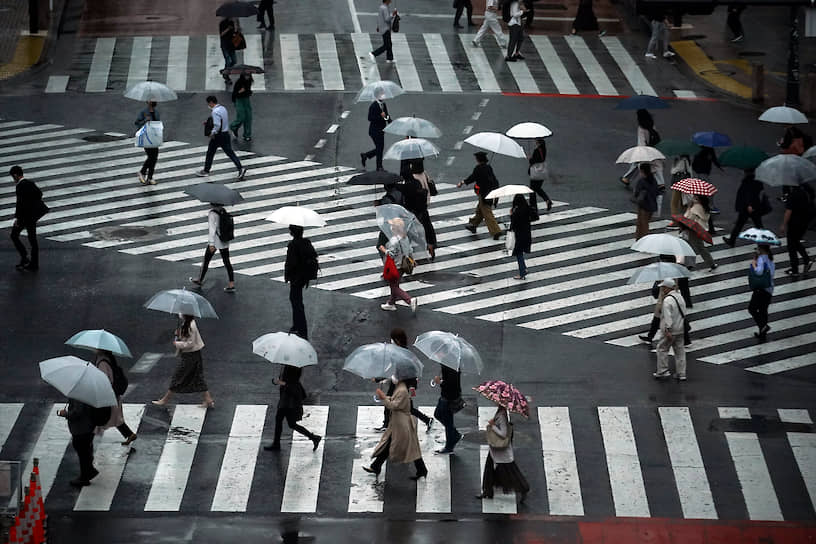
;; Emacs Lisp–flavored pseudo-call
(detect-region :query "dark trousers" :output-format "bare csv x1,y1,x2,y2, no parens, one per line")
787,224,810,272
726,6,744,37
372,31,393,61
434,397,461,451
507,25,524,57
257,0,274,27
678,277,692,307
117,423,134,439
416,209,437,248
72,433,95,480
726,210,763,244
748,288,771,330
204,132,243,172
370,438,427,474
289,282,308,340
454,0,474,24
529,179,550,212
11,222,38,267
140,148,159,180
364,130,385,170
199,247,235,282
273,408,314,444
384,401,432,428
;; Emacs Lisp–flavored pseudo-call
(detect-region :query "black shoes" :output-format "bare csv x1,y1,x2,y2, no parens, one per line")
311,435,322,452
360,153,367,168
453,22,463,28
638,335,653,343
409,470,428,481
465,225,477,234
362,465,380,476
70,478,90,487
15,258,29,270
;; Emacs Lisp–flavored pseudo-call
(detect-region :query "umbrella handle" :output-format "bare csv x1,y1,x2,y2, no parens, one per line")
429,379,437,388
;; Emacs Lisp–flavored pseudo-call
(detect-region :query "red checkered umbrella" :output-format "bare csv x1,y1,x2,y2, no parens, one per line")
670,177,718,196
672,215,713,244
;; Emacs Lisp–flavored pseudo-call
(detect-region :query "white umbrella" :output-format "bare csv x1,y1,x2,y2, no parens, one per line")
343,342,423,380
143,288,218,319
738,228,782,246
802,145,816,164
484,185,533,199
384,117,442,138
630,233,695,257
383,138,440,160
758,106,809,125
252,332,318,367
123,81,178,102
506,122,553,139
755,154,816,187
627,262,691,285
356,80,404,102
39,356,118,408
615,146,665,164
464,132,526,158
413,331,483,374
65,329,133,358
267,206,326,228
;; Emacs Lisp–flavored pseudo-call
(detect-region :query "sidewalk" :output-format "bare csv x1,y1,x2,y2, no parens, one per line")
0,0,52,81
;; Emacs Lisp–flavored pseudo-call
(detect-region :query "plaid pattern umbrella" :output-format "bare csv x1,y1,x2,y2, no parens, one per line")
473,380,530,418
672,214,713,244
670,177,718,196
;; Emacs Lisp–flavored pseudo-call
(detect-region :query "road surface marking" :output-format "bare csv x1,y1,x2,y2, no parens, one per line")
166,36,189,91
748,353,816,375
694,319,816,358
326,124,339,133
416,405,451,513
673,90,697,98
242,34,266,91
565,36,616,96
598,407,650,517
316,34,344,91
538,407,584,515
480,406,517,513
211,405,267,512
45,75,69,93
126,37,152,91
130,352,165,374
205,35,225,91
423,34,461,92
459,35,500,93
391,33,422,92
348,0,362,33
505,51,540,94
86,37,115,92
602,36,657,96
348,406,385,512
280,34,304,91
314,139,326,148
21,405,71,502
530,36,579,95
779,408,816,512
281,406,329,512
0,403,23,455
351,33,380,86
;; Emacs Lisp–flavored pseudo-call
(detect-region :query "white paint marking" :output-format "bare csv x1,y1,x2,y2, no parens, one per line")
698,329,816,365
480,406,517,513
458,34,501,93
446,157,455,166
471,112,481,121
126,36,151,91
565,36,617,96
281,406,329,512
45,75,69,93
205,35,225,90
673,90,697,98
351,33,380,86
778,409,812,425
745,353,816,375
348,0,362,33
341,110,351,119
0,403,24,454
391,33,422,92
304,154,315,161
211,405,267,512
166,36,189,91
21,405,71,502
130,352,164,374
86,37,115,93
530,36,579,95
423,33,461,92
243,34,266,91
602,36,657,96
463,126,472,135
416,406,450,513
316,33,344,91
538,407,584,515
505,53,540,94
453,141,463,150
479,98,489,107
326,124,339,134
598,407,650,517
280,34,304,91
779,409,816,512
348,406,385,512
314,139,326,149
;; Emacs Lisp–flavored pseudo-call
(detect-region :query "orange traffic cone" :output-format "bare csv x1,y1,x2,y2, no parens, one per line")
32,458,40,476
7,520,20,543
28,474,44,544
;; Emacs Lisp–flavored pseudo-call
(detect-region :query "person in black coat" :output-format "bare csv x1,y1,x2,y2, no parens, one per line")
432,365,463,454
528,138,552,216
265,364,322,452
257,0,274,29
58,399,99,487
510,194,533,279
10,165,45,271
457,152,502,239
780,184,815,276
284,225,318,340
361,99,391,171
402,160,438,259
723,169,765,247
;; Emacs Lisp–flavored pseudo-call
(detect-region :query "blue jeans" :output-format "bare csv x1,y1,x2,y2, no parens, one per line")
221,47,236,71
434,397,461,451
516,253,527,277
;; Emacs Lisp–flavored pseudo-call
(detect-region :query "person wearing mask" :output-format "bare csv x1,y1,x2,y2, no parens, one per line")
653,279,688,381
230,71,253,142
152,315,215,408
135,101,160,185
528,138,552,217
378,218,418,313
57,399,99,487
219,17,237,85
472,0,506,47
780,184,815,277
634,163,659,240
284,225,318,339
457,152,502,239
683,194,717,271
370,0,397,63
265,365,322,452
361,95,391,171
505,0,527,62
723,169,765,247
510,194,534,280
747,244,775,342
189,203,236,293
197,96,247,180
9,165,45,271
432,365,463,454
94,349,138,446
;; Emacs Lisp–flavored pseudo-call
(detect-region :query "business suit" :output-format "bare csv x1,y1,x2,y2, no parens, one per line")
362,100,389,170
11,177,44,270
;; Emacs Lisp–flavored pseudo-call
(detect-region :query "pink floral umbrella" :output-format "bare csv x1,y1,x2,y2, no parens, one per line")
473,380,530,418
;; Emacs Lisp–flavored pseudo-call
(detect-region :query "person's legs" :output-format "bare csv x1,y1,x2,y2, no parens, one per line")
655,336,671,375
507,26,521,58
469,201,485,228
384,31,393,61
474,17,490,44
218,248,235,283
373,131,385,169
72,433,96,480
622,162,639,183
659,21,669,54
203,137,219,172
273,408,286,445
411,403,432,425
217,133,243,170
646,20,660,54
419,210,437,249
480,201,501,235
531,179,550,202
488,17,506,45
26,223,38,268
454,0,465,24
198,247,216,282
289,282,308,339
466,0,474,24
726,211,749,245
370,440,390,471
116,423,134,439
677,277,692,307
788,225,809,271
388,277,412,305
243,99,252,138
434,397,460,450
644,315,660,340
673,336,686,377
515,253,527,277
749,211,763,229
285,413,316,439
10,223,27,263
687,234,715,268
230,99,245,133
144,148,159,180
635,209,652,240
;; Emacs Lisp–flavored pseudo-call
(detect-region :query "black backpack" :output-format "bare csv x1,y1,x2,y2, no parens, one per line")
302,240,319,283
110,361,128,396
215,208,235,242
647,127,661,147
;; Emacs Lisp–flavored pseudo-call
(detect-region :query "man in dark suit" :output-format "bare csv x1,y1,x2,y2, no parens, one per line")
10,165,45,271
284,225,318,340
360,97,391,171
457,152,502,239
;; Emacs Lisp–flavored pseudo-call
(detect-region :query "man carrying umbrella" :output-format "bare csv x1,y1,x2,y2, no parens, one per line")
58,400,100,487
457,152,502,239
361,92,392,171
653,279,688,381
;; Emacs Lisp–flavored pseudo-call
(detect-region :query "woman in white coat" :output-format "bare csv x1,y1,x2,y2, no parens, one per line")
190,203,235,292
476,405,529,501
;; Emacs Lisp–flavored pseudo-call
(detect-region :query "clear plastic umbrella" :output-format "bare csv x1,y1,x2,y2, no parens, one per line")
267,206,326,227
383,138,440,160
464,132,526,158
252,332,318,367
384,116,442,138
627,262,691,284
375,204,427,254
39,356,118,408
615,146,665,163
184,183,244,206
755,154,816,187
123,81,178,102
505,122,553,139
143,288,218,319
630,233,695,257
65,329,133,358
803,145,816,164
343,342,423,380
413,331,483,374
758,106,809,125
356,80,404,102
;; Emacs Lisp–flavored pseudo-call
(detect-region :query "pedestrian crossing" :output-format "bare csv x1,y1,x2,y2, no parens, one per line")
2,402,814,518
52,33,688,96
1,121,814,377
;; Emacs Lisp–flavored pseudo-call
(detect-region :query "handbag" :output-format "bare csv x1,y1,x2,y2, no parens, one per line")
391,12,401,32
232,31,246,50
204,117,215,137
449,397,465,413
383,254,400,281
427,178,438,197
135,121,163,148
505,230,516,253
529,161,548,181
748,265,772,290
486,422,513,449
400,255,416,274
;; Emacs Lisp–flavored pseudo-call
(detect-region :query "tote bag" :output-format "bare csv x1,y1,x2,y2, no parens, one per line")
529,161,548,181
135,121,164,148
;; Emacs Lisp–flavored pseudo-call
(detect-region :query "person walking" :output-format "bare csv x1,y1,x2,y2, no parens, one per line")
377,329,433,432
453,0,475,28
135,101,160,185
472,0,506,47
9,165,45,271
644,8,674,59
264,364,322,452
669,155,692,218
219,17,237,85
403,159,438,260
620,109,658,187
457,152,502,239
57,399,99,487
528,138,552,217
691,145,723,217
94,350,137,446
683,195,717,271
432,365,463,454
748,244,775,342
378,218,418,313
653,278,688,381
475,404,529,501
723,169,765,247
780,184,815,277
189,203,236,292
284,225,318,339
197,96,247,180
510,194,533,280
370,0,396,62
152,315,215,408
634,163,659,240
363,377,428,480
361,97,391,171
257,0,274,29
230,72,253,142
505,0,527,61
638,257,691,345
726,5,745,42
571,0,602,35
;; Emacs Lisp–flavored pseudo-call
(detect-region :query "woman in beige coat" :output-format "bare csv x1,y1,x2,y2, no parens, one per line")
363,379,428,480
683,194,717,271
94,350,137,446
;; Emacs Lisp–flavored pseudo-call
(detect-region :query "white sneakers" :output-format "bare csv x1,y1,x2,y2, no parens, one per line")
645,53,657,59
663,50,676,58
380,303,397,311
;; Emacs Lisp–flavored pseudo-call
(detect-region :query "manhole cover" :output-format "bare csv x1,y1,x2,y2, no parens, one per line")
92,225,165,241
413,271,481,287
737,51,765,57
682,34,707,40
82,134,128,142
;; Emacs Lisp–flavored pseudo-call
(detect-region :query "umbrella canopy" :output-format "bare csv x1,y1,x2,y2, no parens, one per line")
413,331,483,374
670,177,718,196
39,356,118,408
738,228,782,246
222,64,264,75
692,131,731,147
505,122,553,139
803,145,816,164
630,233,695,257
473,380,529,418
343,342,423,380
671,214,713,243
464,132,526,158
718,146,770,170
376,204,427,254
216,1,258,17
758,106,809,125
655,140,700,157
144,288,218,319
252,332,318,367
384,117,442,138
357,80,404,102
615,146,665,164
184,183,244,206
123,81,177,102
383,138,440,161
347,170,402,186
484,185,533,199
755,154,816,187
267,206,326,228
627,262,691,284
614,94,670,110
387,357,424,381
65,329,133,358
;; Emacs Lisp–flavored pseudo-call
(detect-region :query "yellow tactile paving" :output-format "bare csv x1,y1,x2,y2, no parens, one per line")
0,34,45,80
671,39,753,99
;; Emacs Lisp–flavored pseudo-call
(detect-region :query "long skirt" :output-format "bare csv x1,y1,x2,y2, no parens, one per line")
482,453,530,497
169,350,209,393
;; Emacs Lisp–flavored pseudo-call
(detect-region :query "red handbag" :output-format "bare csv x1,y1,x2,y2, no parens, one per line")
383,254,400,281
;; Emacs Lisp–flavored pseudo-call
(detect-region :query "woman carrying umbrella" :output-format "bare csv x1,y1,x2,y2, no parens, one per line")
528,138,552,216
94,350,137,446
376,329,433,432
634,163,659,240
152,314,215,408
682,195,717,271
378,217,418,313
510,194,533,279
264,364,322,451
403,159,438,261
747,243,775,342
619,109,658,187
190,203,236,293
135,101,160,185
230,71,253,142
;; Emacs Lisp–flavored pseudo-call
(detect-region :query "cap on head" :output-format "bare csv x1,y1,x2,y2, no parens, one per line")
659,278,676,289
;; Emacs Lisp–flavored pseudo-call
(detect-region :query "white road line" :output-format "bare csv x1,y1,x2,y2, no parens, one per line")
505,50,540,94
166,36,189,91
281,406,329,512
348,406,385,512
243,34,266,91
86,37,115,93
0,129,106,156
22,405,71,502
659,407,717,519
351,33,380,86
446,156,455,166
424,34,461,92
0,403,23,454
211,405,267,512
45,75,69,93
417,405,451,513
747,353,816,375
780,409,816,512
0,139,134,169
341,110,350,118
565,36,617,96
598,407,650,517
126,37,152,91
391,33,422,92
0,123,63,138
459,35,500,93
480,406,517,513
129,352,165,374
74,404,145,511
530,36,579,95
778,409,812,424
538,407,583,516
316,34,344,91
0,136,92,159
144,404,207,511
471,111,481,120
0,121,34,129
463,125,473,134
314,139,326,148
694,318,816,359
602,36,657,96
280,34,304,91
205,35,225,90
348,0,362,33
718,407,782,521
673,90,697,98
326,124,339,133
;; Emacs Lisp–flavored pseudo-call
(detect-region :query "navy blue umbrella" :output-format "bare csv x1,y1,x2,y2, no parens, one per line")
614,95,670,110
692,131,732,147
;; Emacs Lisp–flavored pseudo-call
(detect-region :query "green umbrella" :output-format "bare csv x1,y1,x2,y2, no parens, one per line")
719,146,770,170
655,140,700,157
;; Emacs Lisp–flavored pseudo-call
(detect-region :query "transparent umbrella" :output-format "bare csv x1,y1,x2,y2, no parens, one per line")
755,154,816,187
39,356,118,408
124,81,177,102
413,331,483,374
252,332,318,368
627,262,691,284
383,138,440,161
630,233,695,257
65,329,133,358
384,116,442,138
375,204,427,254
356,80,404,102
143,288,218,319
343,342,423,380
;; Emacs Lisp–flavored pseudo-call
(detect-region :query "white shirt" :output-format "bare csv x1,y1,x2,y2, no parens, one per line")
208,208,230,250
508,1,523,26
485,0,499,11
660,293,686,335
210,104,229,134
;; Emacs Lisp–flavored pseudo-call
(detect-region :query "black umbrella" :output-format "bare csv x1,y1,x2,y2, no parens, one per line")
347,170,401,186
184,183,244,206
216,1,258,18
222,64,265,75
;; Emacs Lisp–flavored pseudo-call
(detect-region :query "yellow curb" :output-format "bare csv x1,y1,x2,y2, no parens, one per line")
670,39,753,99
0,35,46,80
714,58,753,75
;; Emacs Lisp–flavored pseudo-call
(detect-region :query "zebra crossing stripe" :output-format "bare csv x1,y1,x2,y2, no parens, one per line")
598,407,650,517
746,353,816,375
530,36,579,95
699,330,816,366
778,409,812,424
21,405,72,503
416,405,451,513
0,139,134,168
0,120,34,129
0,123,65,138
349,406,384,512
779,409,816,512
479,406,517,513
126,37,152,91
167,36,189,91
211,405,267,512
602,36,657,96
565,36,616,96
281,34,304,91
87,38,115,93
351,33,380,86
718,407,782,521
281,406,329,513
243,34,266,91
538,407,584,516
316,33,344,91
0,133,95,157
0,403,23,456
391,33,422,92
424,34,462,92
459,35,501,93
205,35,225,91
505,49,540,94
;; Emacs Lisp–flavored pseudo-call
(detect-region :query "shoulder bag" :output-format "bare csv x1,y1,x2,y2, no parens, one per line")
486,421,512,448
232,31,246,50
667,295,691,335
529,161,548,181
400,255,416,274
748,264,772,290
